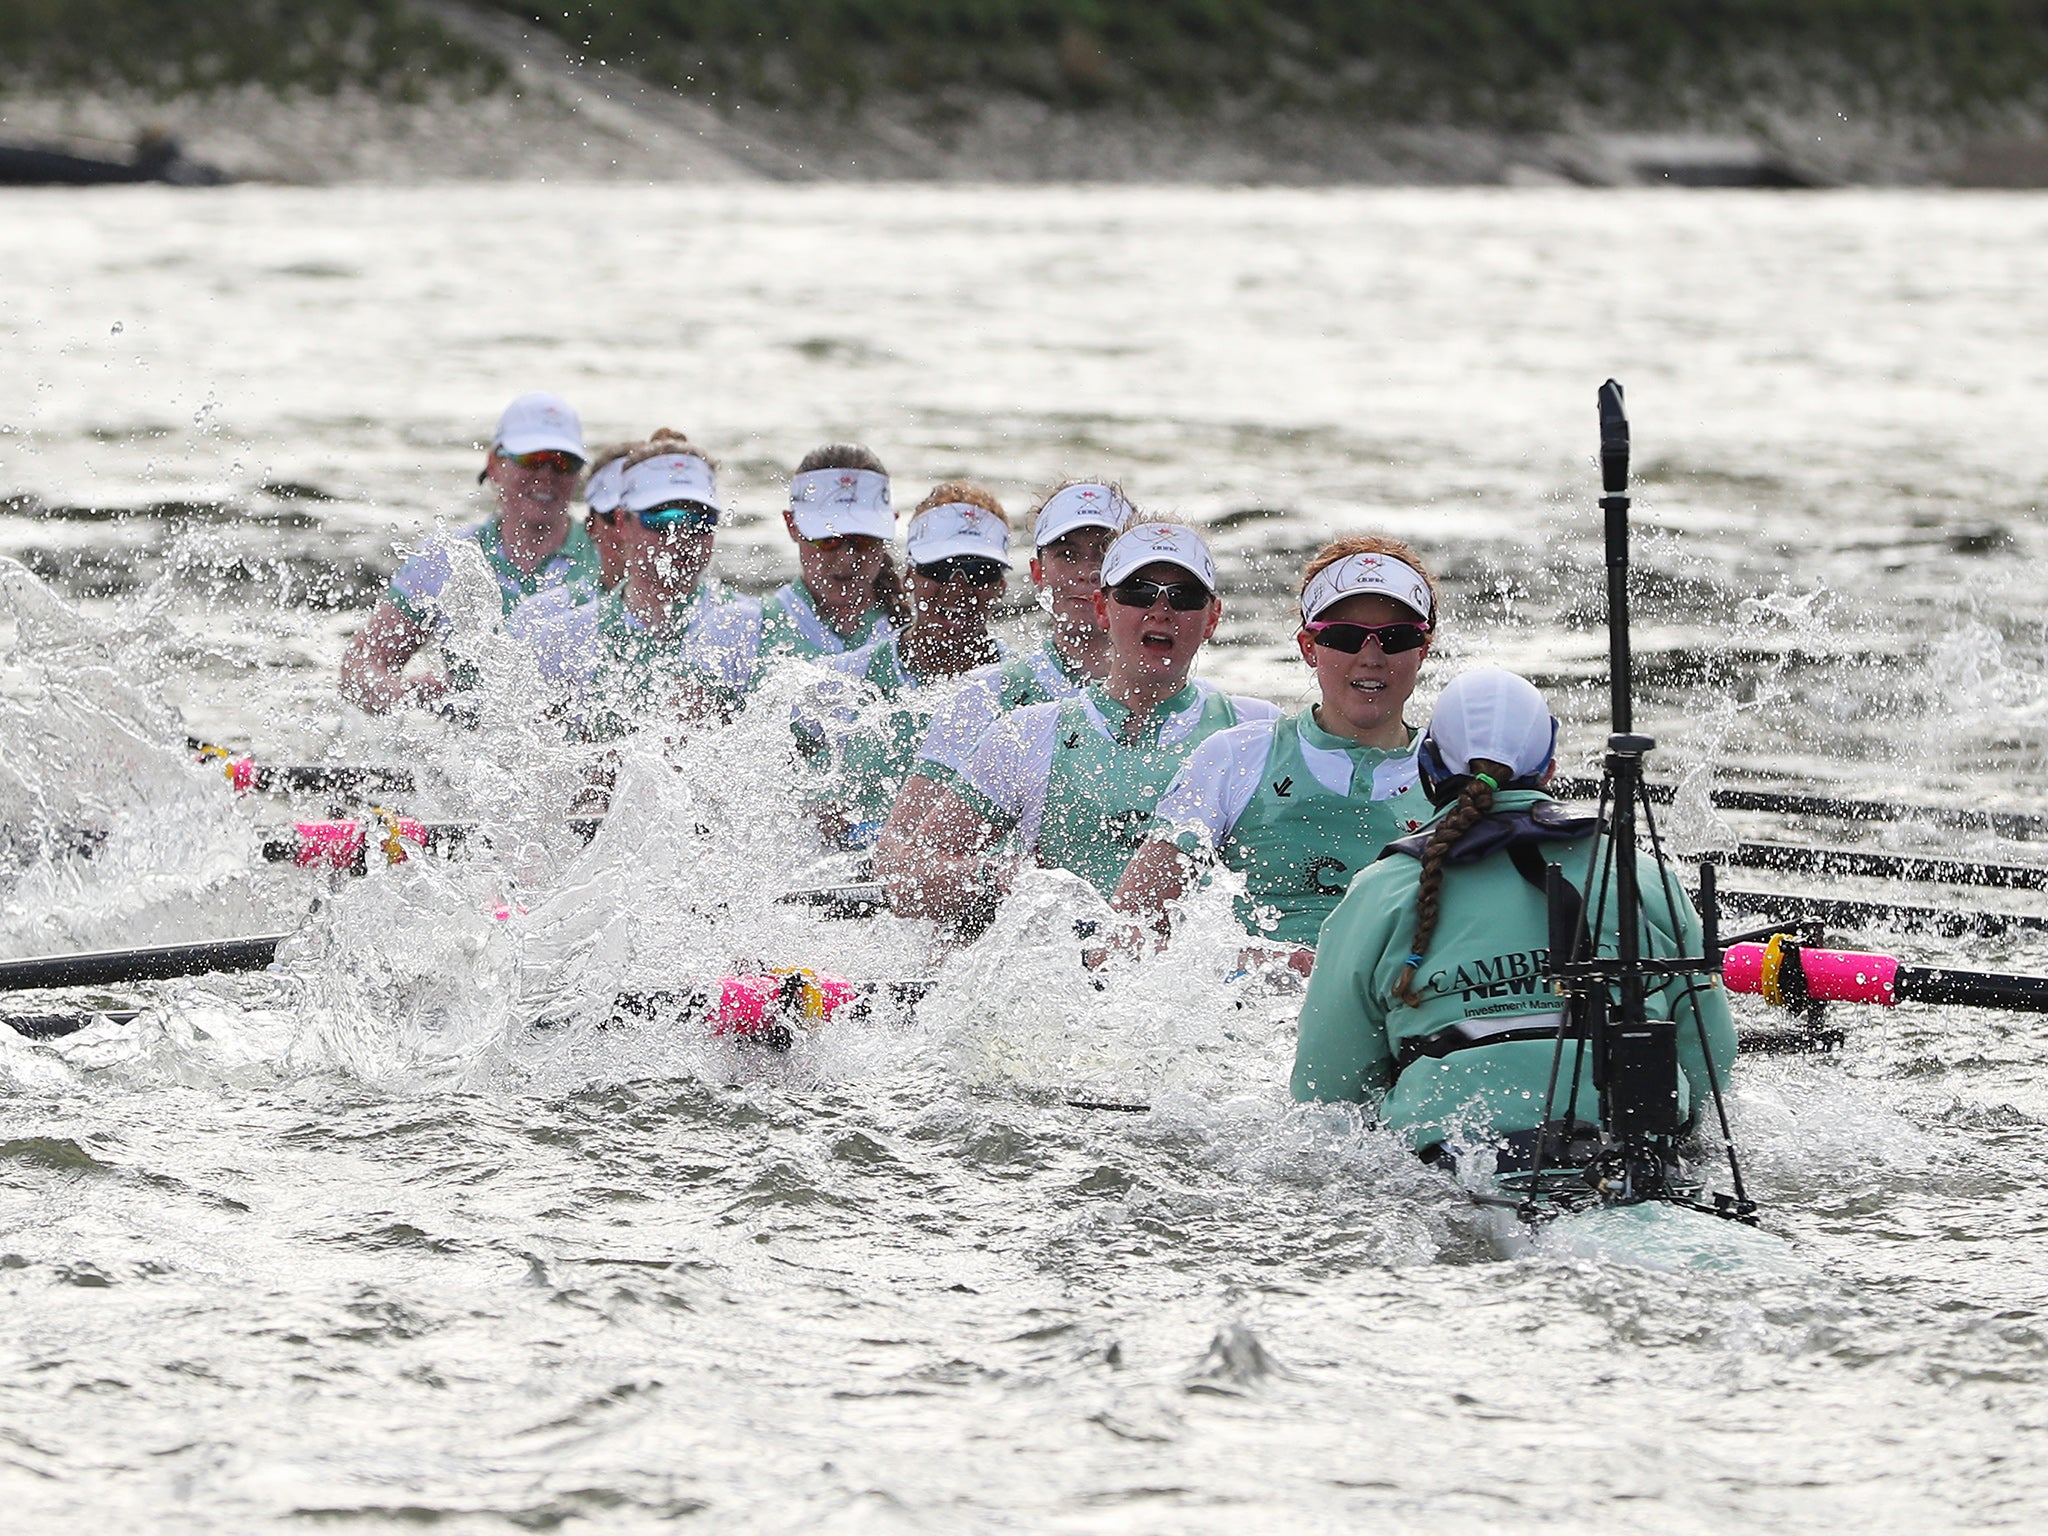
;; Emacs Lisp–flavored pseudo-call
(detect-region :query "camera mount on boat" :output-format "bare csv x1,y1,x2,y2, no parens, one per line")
1515,380,1757,1225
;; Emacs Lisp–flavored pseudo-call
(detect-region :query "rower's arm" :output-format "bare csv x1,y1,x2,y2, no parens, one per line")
339,600,444,715
1291,880,1399,1103
874,772,944,890
884,782,1010,925
1108,839,1199,945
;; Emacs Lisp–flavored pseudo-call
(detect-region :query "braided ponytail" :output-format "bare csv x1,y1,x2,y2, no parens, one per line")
1391,761,1509,1007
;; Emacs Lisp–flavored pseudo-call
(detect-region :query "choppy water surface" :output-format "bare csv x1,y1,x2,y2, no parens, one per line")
3,184,2048,1532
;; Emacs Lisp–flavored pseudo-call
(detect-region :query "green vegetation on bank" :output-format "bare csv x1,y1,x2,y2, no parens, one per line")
493,0,2048,123
0,1,498,97
4,0,2045,127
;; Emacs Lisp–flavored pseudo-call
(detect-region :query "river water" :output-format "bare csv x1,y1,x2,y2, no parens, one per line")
3,184,2047,1532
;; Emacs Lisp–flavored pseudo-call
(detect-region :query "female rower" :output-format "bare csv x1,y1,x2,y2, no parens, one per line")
504,439,637,684
341,392,602,714
887,522,1279,927
1291,668,1737,1167
873,480,1124,885
756,444,907,672
569,436,763,737
1110,537,1437,972
807,483,1013,842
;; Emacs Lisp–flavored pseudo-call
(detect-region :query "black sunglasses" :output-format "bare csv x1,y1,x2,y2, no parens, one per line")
914,557,1005,588
1109,577,1211,612
1303,619,1432,655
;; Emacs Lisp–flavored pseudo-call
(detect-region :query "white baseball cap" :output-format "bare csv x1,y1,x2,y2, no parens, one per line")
1300,551,1433,624
1034,483,1132,548
619,453,721,516
790,467,893,541
1100,522,1218,592
491,392,585,459
1422,668,1558,783
907,502,1012,567
585,458,625,515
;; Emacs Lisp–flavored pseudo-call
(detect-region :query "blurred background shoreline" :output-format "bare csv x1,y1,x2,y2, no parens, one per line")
5,0,2048,187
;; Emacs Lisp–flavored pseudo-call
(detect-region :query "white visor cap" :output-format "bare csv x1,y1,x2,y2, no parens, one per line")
1100,522,1218,592
619,453,720,515
1426,668,1558,781
584,458,625,514
1034,483,1132,548
492,392,586,459
790,467,893,541
907,502,1012,567
1300,551,1433,625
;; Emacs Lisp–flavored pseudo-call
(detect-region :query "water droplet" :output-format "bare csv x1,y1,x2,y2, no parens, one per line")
110,321,125,335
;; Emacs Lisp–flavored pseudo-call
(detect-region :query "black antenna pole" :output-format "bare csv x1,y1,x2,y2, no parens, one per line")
1600,381,1632,734
1593,380,1676,1200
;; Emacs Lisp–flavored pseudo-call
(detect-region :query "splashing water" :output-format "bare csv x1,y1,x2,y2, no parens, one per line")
4,185,2048,1529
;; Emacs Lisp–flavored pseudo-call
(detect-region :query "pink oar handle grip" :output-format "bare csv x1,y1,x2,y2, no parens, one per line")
290,818,429,869
1724,942,1899,1007
709,973,858,1037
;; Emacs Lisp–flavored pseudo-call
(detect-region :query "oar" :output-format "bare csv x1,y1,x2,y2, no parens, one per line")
190,739,415,798
2,1007,143,1040
1550,775,2048,839
257,817,605,870
1725,842,2048,892
774,883,889,918
1724,939,2048,1013
0,935,288,992
1714,886,2048,938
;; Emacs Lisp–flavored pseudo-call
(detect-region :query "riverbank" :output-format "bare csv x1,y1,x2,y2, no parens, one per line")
4,0,2046,185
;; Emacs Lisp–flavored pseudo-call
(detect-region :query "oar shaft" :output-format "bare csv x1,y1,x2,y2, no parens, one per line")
191,740,415,797
1726,841,2048,892
1550,777,2048,838
1715,886,2048,937
1894,964,2048,1012
0,935,287,992
258,818,604,869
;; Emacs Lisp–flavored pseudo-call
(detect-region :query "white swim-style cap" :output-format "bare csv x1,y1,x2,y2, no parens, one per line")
1099,522,1218,592
1300,551,1433,624
789,467,894,542
907,502,1012,567
619,453,720,516
1421,668,1558,784
1033,483,1132,549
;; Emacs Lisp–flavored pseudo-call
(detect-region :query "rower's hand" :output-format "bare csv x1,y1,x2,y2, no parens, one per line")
1233,944,1315,980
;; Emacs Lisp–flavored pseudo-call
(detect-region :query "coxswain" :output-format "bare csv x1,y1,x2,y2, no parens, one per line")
340,392,602,714
1291,668,1737,1167
873,480,1123,887
1111,537,1437,973
755,444,907,671
889,522,1279,927
805,483,1013,843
